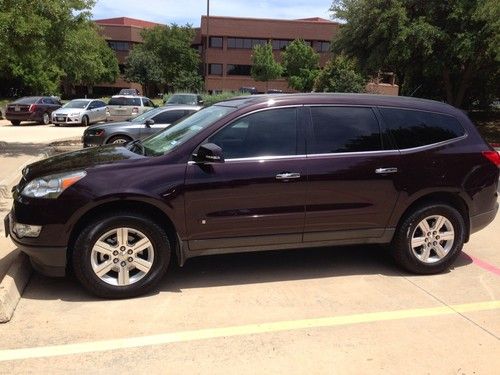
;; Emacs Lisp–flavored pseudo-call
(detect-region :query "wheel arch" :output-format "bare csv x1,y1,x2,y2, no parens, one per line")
105,133,133,144
67,200,181,266
395,192,470,242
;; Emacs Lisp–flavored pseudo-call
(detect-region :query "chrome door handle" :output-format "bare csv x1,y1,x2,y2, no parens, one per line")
375,167,398,174
276,172,301,180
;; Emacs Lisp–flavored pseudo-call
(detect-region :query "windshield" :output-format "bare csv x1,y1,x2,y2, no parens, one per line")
167,94,197,105
139,105,235,156
130,107,163,123
63,100,90,109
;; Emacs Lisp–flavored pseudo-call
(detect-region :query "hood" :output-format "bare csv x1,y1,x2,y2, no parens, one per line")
53,107,88,115
22,144,142,182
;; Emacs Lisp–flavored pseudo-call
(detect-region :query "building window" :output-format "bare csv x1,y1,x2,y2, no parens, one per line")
209,64,223,76
227,64,252,76
272,39,292,50
314,41,331,53
209,37,223,48
108,41,131,51
227,38,267,49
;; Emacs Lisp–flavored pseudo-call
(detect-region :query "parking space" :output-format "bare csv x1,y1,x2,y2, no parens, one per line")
0,214,499,372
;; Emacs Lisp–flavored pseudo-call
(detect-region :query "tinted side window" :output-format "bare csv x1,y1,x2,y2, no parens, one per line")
380,108,465,149
108,97,141,106
208,108,298,159
153,110,187,124
309,107,382,154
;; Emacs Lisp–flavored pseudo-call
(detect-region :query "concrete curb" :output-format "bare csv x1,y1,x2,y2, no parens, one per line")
0,253,32,323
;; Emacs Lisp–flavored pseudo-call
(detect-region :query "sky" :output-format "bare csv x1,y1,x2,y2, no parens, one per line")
91,0,334,26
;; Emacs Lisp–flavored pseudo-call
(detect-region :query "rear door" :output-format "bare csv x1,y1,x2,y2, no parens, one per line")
303,106,401,242
184,107,308,251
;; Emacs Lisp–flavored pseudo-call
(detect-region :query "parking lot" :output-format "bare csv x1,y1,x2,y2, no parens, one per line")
1,120,499,374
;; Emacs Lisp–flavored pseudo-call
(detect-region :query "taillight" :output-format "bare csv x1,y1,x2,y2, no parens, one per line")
483,151,500,167
132,107,139,114
29,104,37,112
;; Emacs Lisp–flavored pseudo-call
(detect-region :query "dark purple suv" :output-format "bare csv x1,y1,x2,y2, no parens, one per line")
5,96,62,126
5,94,499,298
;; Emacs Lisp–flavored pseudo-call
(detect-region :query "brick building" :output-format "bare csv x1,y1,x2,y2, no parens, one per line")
93,17,160,96
195,16,340,92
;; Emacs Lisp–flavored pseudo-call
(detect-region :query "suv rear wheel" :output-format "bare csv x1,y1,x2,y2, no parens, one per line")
392,204,465,274
72,212,171,298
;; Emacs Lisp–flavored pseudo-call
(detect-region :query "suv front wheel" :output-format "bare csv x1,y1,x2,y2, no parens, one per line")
72,212,171,298
392,204,465,274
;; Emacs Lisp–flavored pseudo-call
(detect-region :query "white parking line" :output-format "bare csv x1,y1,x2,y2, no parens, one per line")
0,300,499,362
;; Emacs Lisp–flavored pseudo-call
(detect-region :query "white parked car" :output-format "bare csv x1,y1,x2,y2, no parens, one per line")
52,99,107,126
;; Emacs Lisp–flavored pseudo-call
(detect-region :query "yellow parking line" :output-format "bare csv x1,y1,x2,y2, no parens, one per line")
1,300,499,362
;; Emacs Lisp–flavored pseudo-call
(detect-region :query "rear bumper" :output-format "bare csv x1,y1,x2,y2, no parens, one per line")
470,202,499,235
5,112,40,122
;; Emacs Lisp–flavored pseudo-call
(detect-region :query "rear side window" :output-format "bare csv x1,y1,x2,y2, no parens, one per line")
153,110,187,124
379,108,465,149
108,97,141,106
208,108,298,159
308,107,382,154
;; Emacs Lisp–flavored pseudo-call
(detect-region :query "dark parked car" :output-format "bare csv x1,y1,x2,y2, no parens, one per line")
5,94,499,298
5,96,62,125
83,105,202,146
164,93,204,106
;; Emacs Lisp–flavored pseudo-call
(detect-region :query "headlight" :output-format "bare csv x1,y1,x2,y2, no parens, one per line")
86,129,104,136
21,171,87,199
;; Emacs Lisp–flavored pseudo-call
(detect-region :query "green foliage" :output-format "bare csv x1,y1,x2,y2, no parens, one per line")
0,0,118,95
251,43,283,88
282,40,320,91
125,25,202,94
201,92,243,106
330,0,500,108
314,55,366,93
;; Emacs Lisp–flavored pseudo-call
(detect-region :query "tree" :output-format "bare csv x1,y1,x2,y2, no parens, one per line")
251,43,283,91
0,0,118,96
125,50,164,97
330,0,500,108
282,39,320,91
125,25,202,94
62,22,119,95
314,55,365,93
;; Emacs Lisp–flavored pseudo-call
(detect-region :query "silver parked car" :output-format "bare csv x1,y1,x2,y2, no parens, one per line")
52,99,107,126
83,105,202,147
106,95,156,122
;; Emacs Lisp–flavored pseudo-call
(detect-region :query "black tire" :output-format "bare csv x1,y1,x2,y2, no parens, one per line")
72,212,171,299
392,204,465,274
39,112,50,125
11,120,21,126
107,135,132,145
81,115,89,127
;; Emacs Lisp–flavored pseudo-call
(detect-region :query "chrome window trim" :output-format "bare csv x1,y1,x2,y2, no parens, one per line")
397,133,468,154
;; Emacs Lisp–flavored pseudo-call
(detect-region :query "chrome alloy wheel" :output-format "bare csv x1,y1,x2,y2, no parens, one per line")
90,227,155,286
411,215,455,264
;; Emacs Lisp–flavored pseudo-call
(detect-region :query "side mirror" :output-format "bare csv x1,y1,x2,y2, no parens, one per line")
145,119,155,127
198,100,204,105
194,143,224,163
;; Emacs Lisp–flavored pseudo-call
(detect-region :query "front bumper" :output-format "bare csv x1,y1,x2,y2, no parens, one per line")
470,202,499,235
82,134,105,147
52,114,82,125
5,212,67,277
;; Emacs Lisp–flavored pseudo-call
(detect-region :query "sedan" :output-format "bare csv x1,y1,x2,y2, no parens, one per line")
5,96,61,126
83,105,202,147
52,99,107,126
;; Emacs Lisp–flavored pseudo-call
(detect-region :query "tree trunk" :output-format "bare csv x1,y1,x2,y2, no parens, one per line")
453,63,474,108
442,68,454,105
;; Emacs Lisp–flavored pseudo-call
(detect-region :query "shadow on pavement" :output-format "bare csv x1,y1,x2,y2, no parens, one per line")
0,142,49,157
21,245,473,303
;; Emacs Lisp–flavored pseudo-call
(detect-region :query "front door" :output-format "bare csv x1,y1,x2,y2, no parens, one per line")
303,106,401,242
184,107,307,251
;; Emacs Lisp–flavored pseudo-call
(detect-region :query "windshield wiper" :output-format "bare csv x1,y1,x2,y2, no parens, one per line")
127,139,145,155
